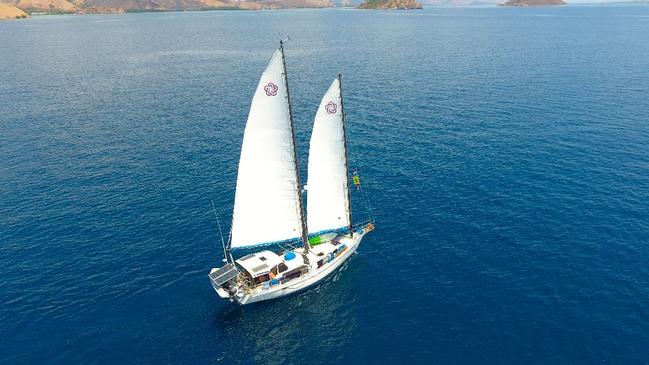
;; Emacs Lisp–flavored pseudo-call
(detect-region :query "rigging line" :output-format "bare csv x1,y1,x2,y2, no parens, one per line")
341,93,375,225
211,200,228,262
226,229,234,263
357,170,376,223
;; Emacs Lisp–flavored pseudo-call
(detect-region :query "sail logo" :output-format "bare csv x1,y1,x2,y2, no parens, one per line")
264,82,278,96
325,102,337,114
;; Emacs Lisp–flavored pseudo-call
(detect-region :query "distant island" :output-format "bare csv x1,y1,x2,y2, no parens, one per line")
0,0,332,16
358,0,422,9
0,0,575,19
499,0,565,6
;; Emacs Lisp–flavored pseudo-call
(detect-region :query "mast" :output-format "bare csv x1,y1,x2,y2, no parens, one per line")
280,40,310,252
338,73,353,236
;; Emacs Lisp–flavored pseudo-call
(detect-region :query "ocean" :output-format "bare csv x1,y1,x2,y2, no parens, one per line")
1,5,649,364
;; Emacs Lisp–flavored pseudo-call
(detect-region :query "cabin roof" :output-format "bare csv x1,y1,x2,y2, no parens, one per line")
236,250,280,277
282,252,305,272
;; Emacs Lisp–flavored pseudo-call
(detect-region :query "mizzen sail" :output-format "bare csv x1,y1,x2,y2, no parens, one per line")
230,49,304,249
306,78,352,235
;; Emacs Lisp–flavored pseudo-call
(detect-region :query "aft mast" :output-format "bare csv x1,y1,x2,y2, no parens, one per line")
280,40,310,252
338,73,353,236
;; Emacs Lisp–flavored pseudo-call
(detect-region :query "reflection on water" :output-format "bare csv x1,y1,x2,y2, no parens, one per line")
213,257,360,364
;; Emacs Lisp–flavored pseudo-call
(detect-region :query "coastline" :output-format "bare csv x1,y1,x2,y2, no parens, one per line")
3,2,649,20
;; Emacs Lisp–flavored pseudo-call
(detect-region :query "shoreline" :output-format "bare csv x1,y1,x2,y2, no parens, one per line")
2,1,648,20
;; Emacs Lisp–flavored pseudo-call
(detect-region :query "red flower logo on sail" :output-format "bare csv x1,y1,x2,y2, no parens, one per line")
264,82,278,96
325,102,337,114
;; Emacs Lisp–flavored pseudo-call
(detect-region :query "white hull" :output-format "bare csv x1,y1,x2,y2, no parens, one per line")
241,231,363,305
210,224,372,305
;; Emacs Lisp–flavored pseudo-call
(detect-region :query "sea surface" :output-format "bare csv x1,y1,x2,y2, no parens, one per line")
2,5,649,364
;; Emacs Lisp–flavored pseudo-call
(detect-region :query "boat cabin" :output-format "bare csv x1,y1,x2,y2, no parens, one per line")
269,252,307,282
235,251,281,285
307,237,349,269
235,250,309,287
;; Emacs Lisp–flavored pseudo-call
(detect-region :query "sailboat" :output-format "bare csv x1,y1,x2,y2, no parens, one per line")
208,42,374,305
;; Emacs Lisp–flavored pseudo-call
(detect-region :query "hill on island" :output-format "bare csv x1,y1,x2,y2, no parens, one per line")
358,0,422,8
499,0,565,6
1,0,76,13
0,2,28,17
0,0,331,14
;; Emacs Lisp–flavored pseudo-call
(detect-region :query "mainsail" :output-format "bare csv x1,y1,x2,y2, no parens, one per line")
306,77,352,235
230,48,305,249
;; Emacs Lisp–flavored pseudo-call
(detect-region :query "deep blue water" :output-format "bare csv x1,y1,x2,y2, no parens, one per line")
2,5,649,364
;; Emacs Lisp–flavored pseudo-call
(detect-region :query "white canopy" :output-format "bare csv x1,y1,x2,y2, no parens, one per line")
236,251,281,277
282,253,305,272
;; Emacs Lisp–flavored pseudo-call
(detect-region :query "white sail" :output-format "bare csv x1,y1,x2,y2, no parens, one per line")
306,78,351,235
230,49,304,249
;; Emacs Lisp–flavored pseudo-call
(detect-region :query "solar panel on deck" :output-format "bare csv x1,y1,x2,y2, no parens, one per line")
209,264,239,286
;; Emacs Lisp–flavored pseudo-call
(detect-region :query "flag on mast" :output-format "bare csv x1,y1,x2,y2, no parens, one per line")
352,170,361,190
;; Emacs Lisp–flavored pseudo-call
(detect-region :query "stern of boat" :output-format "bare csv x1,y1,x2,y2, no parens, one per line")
209,263,241,301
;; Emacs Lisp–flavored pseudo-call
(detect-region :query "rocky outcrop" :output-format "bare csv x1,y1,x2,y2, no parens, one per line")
358,0,422,8
0,2,28,17
3,0,78,13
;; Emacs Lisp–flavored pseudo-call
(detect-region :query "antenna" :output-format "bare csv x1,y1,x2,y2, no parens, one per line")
211,200,228,263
